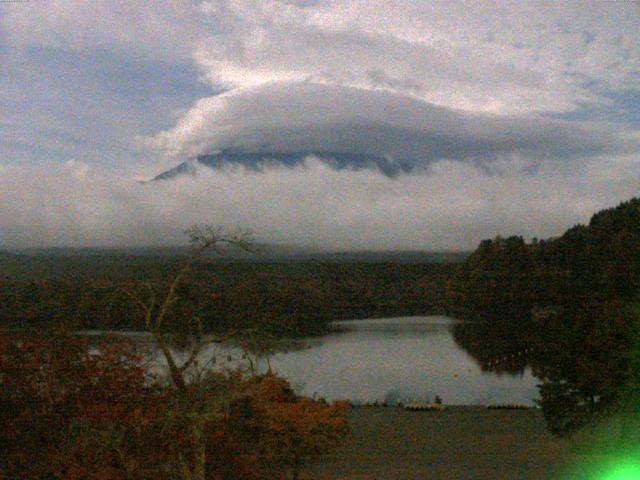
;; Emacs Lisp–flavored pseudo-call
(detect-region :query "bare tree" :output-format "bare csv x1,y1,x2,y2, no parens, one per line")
125,225,255,480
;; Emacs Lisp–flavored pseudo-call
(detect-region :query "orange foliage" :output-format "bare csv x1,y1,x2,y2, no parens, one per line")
0,330,166,479
208,373,349,479
0,332,349,480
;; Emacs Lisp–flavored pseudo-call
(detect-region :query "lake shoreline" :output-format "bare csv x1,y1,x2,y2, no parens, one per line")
71,315,539,406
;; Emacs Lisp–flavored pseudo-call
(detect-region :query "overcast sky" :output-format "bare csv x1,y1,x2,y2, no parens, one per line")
1,1,639,250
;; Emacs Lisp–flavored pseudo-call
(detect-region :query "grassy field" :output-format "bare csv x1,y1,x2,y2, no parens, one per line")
310,406,607,480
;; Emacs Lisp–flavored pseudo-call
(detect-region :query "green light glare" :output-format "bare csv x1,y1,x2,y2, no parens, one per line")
599,460,640,480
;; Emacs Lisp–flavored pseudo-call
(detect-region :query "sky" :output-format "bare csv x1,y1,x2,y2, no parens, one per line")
1,0,639,250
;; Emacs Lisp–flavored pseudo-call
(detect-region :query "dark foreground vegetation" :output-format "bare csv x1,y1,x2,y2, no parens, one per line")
0,330,349,479
449,197,640,438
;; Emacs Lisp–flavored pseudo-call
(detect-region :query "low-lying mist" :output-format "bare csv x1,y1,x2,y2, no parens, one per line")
2,154,639,251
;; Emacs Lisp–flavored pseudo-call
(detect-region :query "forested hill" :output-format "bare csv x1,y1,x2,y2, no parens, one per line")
449,198,640,436
448,197,640,322
0,259,457,334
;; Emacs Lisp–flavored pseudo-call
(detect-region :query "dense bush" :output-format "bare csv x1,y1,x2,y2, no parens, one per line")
0,331,348,480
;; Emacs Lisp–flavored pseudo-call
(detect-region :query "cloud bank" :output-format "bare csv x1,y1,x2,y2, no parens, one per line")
142,1,639,174
2,155,640,250
1,1,639,249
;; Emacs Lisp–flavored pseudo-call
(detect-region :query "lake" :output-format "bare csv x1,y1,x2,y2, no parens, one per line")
129,316,540,406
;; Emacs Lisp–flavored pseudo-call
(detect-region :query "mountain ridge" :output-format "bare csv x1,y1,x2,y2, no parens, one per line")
148,149,419,182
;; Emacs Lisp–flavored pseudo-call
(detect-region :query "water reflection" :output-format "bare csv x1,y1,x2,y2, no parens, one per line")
266,316,539,405
451,321,532,375
84,316,541,406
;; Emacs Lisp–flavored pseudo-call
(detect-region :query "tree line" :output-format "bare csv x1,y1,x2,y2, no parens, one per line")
0,259,455,336
449,197,640,437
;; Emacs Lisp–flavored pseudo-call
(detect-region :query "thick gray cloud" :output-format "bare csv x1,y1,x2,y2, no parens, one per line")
147,81,627,170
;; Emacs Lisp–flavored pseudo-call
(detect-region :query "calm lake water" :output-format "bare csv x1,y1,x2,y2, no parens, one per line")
106,316,540,406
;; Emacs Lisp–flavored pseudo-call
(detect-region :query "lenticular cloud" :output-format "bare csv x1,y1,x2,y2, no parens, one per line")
147,81,624,176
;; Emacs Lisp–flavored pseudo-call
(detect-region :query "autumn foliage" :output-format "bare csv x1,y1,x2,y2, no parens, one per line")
0,331,349,480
